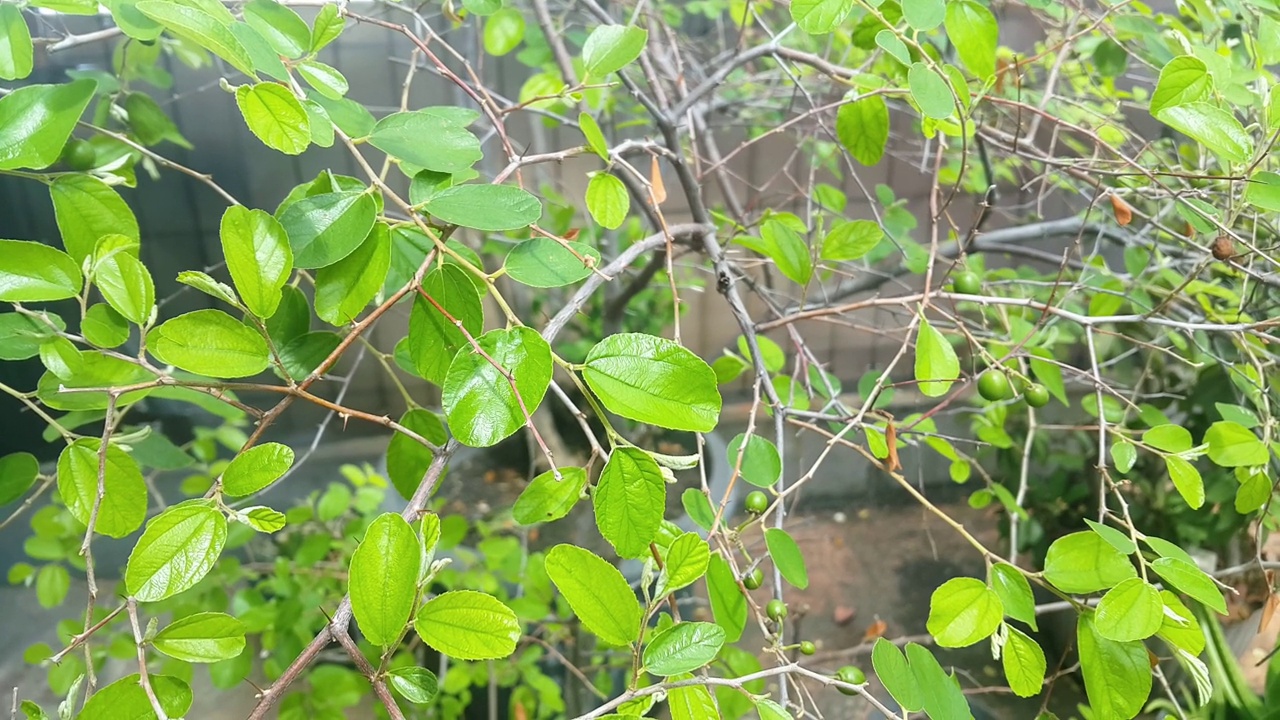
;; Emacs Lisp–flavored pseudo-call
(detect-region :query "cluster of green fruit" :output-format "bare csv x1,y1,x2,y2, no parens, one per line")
952,271,1050,409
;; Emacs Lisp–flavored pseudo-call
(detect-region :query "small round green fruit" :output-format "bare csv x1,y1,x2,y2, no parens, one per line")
977,369,1012,402
745,491,769,515
766,599,788,622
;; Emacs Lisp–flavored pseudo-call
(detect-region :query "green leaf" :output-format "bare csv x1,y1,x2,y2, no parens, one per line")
512,466,588,525
0,80,96,170
586,172,629,229
789,0,855,34
661,532,709,595
135,0,255,77
1205,421,1268,467
1244,171,1280,212
309,2,342,52
926,577,1002,647
235,82,310,155
1002,626,1046,698
368,110,482,173
386,410,446,501
1028,349,1067,405
1150,557,1227,614
153,612,246,663
276,331,339,381
1144,536,1197,565
124,92,191,148
49,174,140,263
643,622,725,676
504,238,601,288
822,219,883,261
424,184,542,231
57,438,147,539
872,638,924,713
682,488,716,532
545,544,641,646
0,239,82,302
409,264,483,385
903,0,944,30
80,674,192,720
583,333,721,432
0,311,66,359
914,317,959,397
986,566,1034,630
1237,470,1271,514
764,528,808,590
668,683,718,720
35,564,69,608
1083,518,1137,556
1155,103,1252,164
1077,612,1151,720
1111,441,1136,473
1144,424,1192,453
944,1,997,78
387,667,438,705
1042,531,1136,594
126,502,228,602
1095,578,1163,642
1156,590,1204,655
754,699,793,720
876,29,911,65
761,219,812,285
906,643,972,719
483,8,524,56
221,442,293,496
579,112,609,160
351,513,422,648
0,452,38,506
94,251,154,325
1165,456,1205,509
1150,56,1212,115
297,60,347,100
706,553,746,642
278,190,377,269
220,206,292,319
242,0,308,57
726,434,781,488
443,326,553,447
315,223,390,325
414,592,519,662
242,506,285,533
0,4,33,80
594,447,666,558
147,309,270,378
908,63,954,119
582,25,647,78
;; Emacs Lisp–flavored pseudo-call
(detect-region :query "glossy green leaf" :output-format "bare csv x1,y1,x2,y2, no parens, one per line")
726,433,781,488
1002,626,1046,698
0,239,82,302
0,452,38,506
512,466,587,525
351,513,422,647
1205,421,1268,467
1095,578,1163,642
1150,557,1227,614
315,223,390,325
579,112,609,160
660,532,709,595
278,190,377,269
667,683,718,720
707,553,746,642
872,638,924,712
424,184,542,231
309,3,342,52
386,409,447,500
906,643,972,719
408,264,483,385
903,0,944,30
764,528,808,589
0,4,33,81
926,577,1002,647
483,8,524,56
909,63,954,119
544,544,641,646
49,174,139,263
643,622,725,676
1043,531,1136,594
504,238,601,288
1155,103,1252,164
126,502,228,602
945,1,997,78
153,612,247,663
1077,612,1151,720
582,25,647,78
988,563,1036,630
594,447,665,558
242,0,308,58
57,438,147,539
443,326,553,447
80,674,192,720
415,590,520,660
221,442,293,496
387,667,438,704
135,0,255,77
790,0,855,34
148,309,270,378
236,82,310,155
297,60,347,100
1165,456,1205,509
586,172,629,229
0,80,96,170
368,110,481,173
914,317,959,397
583,333,721,432
94,251,154,325
220,206,292,319
1150,56,1212,115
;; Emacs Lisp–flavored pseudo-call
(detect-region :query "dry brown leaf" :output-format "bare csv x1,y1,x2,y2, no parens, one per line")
885,421,902,472
1261,592,1280,633
650,155,667,206
1110,193,1133,226
563,228,581,241
862,618,887,642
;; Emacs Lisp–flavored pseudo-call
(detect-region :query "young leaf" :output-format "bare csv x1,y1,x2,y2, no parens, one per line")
242,0,309,58
125,503,228,602
220,206,292,319
544,544,641,646
387,667,438,704
594,447,665,558
822,219,883,261
1150,557,1227,614
297,60,348,99
409,264,484,385
278,190,377,269
153,612,247,663
221,442,294,497
586,172,629,229
581,25,647,78
0,239,83,302
903,0,945,30
1001,626,1046,698
579,112,609,160
1156,590,1204,655
0,80,96,170
147,309,271,378
414,590,519,660
726,434,781,488
988,563,1037,630
368,110,482,173
135,0,255,77
1077,612,1151,720
0,4,33,81
1083,518,1137,556
351,513,422,648
483,8,524,56
789,0,856,34
1095,578,1163,642
1150,56,1212,115
944,1,997,78
423,184,542,232
235,83,310,155
315,223,390,325
667,683,718,720
442,326,553,448
94,251,154,325
80,674,192,720
1204,421,1268,467
512,467,588,525
309,2,342,52
706,553,746,643
660,532,710,595
872,638,924,712
643,622,726,676
914,317,959,397
1042,530,1136,594
243,506,285,533
908,62,954,119
57,439,146,538
1144,423,1193,453
1155,103,1252,164
905,643,971,719
926,577,1002,647
582,333,722,432
681,488,716,532
504,238,601,288
1165,456,1205,509
764,528,809,590
36,564,69,608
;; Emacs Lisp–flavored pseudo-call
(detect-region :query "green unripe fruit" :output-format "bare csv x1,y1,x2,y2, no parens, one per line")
766,599,787,622
743,568,764,590
62,138,97,171
1023,383,1051,408
977,369,1012,402
799,641,816,656
951,270,981,295
745,491,768,515
835,665,866,694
